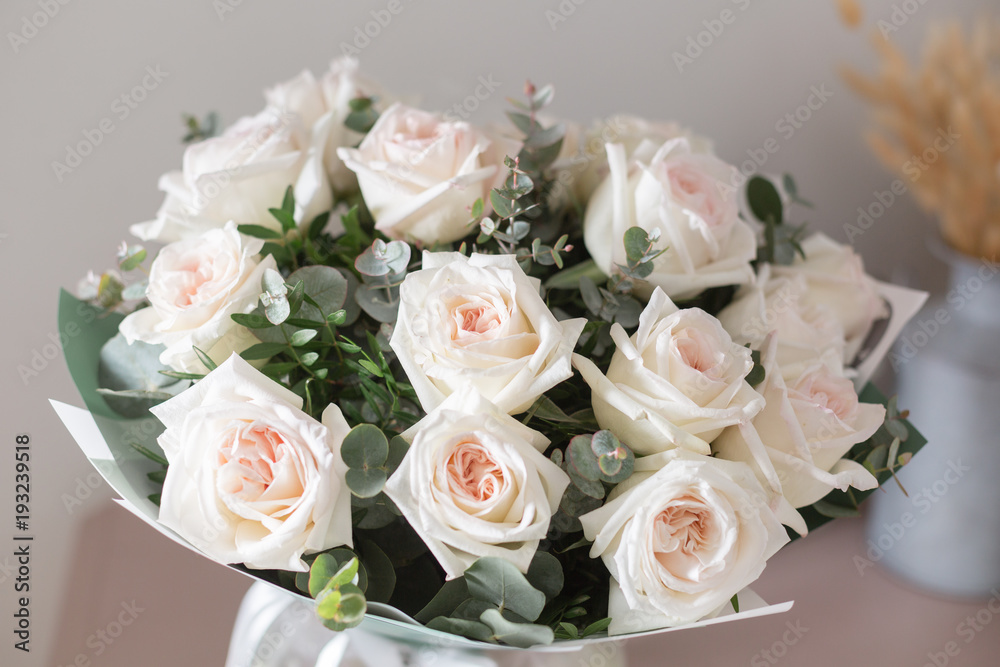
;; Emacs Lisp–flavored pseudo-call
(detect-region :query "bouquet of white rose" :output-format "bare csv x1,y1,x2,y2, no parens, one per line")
55,57,928,654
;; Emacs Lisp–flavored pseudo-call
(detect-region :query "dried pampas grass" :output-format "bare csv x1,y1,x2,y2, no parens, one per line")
842,21,1000,259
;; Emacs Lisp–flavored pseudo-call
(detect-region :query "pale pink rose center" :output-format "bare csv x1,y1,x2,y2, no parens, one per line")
666,164,723,228
652,500,715,579
673,328,725,378
449,301,504,341
796,371,859,422
446,441,505,503
217,423,302,504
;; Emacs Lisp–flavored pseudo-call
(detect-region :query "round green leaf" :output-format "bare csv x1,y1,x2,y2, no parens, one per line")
346,467,387,498
567,435,602,481
747,176,784,224
341,424,389,469
286,265,348,319
464,558,546,622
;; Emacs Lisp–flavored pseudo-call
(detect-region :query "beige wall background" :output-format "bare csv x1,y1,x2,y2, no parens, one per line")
0,1,990,665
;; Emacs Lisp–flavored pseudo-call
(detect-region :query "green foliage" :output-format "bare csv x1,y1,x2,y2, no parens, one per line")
308,553,367,631
747,175,809,266
746,349,766,387
96,334,185,418
793,385,927,537
344,96,380,134
423,555,559,647
181,111,219,143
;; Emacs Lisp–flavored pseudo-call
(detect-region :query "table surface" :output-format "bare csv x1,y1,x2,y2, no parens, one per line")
48,503,1000,667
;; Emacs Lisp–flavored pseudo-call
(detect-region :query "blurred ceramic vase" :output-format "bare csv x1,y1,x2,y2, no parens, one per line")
867,242,1000,597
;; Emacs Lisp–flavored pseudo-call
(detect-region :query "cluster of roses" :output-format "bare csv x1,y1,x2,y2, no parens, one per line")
96,58,891,638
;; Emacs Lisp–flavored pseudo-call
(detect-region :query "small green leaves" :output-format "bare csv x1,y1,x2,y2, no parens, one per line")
746,349,766,387
354,239,410,325
268,186,297,233
567,431,634,488
782,173,813,208
748,174,809,266
341,424,398,498
618,226,665,281
117,245,147,272
309,553,367,631
181,111,219,143
191,346,218,372
237,224,284,240
231,312,272,329
260,269,290,324
747,176,783,224
355,239,410,277
344,96,379,134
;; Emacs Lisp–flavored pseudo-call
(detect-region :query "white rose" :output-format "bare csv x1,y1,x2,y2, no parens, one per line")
383,391,570,579
770,233,887,364
573,288,764,456
266,57,394,195
152,354,352,571
390,252,586,415
337,104,503,245
568,115,714,203
717,262,847,382
579,449,788,634
131,107,332,244
119,222,275,373
583,138,756,300
713,336,883,510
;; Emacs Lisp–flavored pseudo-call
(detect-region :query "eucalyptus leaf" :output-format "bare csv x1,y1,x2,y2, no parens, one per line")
567,435,602,481
359,540,396,604
98,334,183,418
415,579,470,624
426,617,493,642
478,609,554,648
287,265,349,319
341,424,390,469
355,285,399,324
289,329,318,347
346,467,388,498
747,176,783,224
526,552,563,602
121,281,148,301
812,500,861,519
464,558,546,622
